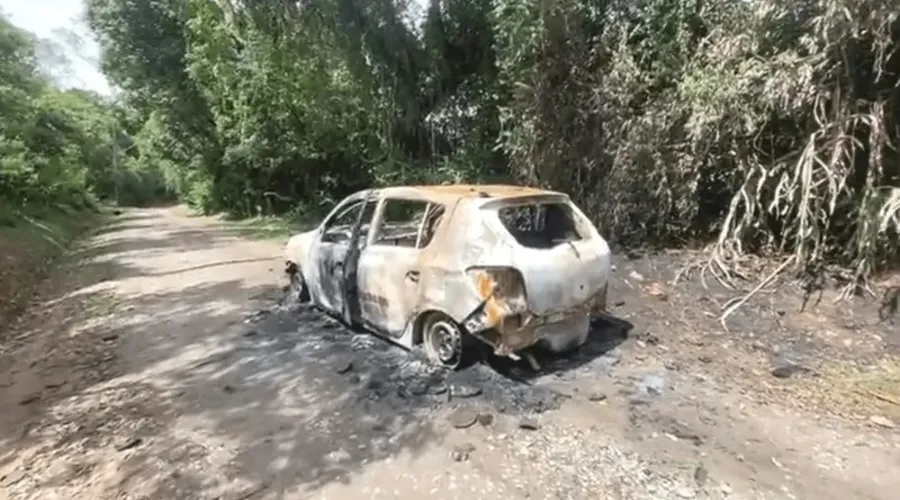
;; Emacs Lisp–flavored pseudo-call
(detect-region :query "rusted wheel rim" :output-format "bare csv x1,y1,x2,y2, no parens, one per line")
426,319,462,367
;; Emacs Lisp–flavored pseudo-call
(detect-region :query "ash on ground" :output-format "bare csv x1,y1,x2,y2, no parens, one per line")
241,293,626,416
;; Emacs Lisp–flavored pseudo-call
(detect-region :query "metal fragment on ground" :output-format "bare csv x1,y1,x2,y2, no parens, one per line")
450,442,476,461
519,417,540,430
450,408,478,429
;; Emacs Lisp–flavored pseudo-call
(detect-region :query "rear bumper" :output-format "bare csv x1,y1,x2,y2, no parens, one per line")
527,314,591,353
464,283,607,356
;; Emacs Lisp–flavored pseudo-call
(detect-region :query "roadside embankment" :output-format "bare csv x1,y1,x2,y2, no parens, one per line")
0,203,106,332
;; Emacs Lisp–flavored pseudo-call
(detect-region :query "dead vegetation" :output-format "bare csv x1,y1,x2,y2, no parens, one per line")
501,0,899,304
797,359,900,425
707,0,900,300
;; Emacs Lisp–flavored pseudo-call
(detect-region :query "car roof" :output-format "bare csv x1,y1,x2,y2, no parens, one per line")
373,184,565,203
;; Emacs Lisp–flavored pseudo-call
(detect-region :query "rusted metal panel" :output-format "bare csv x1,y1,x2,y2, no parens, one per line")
284,184,612,358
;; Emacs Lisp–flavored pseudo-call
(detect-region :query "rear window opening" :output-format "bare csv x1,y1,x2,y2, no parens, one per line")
498,202,584,248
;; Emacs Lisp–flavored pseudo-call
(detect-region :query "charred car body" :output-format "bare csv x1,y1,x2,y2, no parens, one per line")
284,185,612,368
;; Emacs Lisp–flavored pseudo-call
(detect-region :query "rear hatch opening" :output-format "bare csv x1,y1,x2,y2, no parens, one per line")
476,196,607,317
497,202,585,248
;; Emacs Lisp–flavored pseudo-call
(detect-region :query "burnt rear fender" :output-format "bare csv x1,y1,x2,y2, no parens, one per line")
401,267,529,348
405,269,483,334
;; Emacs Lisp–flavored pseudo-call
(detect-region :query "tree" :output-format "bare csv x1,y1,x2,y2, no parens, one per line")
0,14,132,208
79,0,899,289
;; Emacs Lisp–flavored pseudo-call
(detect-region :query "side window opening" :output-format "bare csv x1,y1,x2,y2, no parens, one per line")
497,202,583,249
322,199,376,245
374,199,432,248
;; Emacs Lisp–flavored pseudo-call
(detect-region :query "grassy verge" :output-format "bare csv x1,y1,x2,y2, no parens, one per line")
0,202,108,331
775,357,900,426
824,360,900,421
181,197,329,243
227,215,300,242
219,210,324,243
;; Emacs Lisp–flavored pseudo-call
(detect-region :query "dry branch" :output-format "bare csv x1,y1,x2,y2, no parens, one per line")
853,388,900,407
719,255,796,332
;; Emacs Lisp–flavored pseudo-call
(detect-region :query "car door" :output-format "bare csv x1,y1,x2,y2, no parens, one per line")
357,198,445,337
306,195,376,315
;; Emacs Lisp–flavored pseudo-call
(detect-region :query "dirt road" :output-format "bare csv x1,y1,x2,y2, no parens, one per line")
1,206,898,499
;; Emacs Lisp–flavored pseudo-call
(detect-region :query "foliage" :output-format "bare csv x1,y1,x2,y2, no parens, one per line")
84,0,506,216
0,14,164,209
7,0,888,289
493,0,899,292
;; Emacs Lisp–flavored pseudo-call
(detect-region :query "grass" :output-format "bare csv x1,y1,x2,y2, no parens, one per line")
1,203,88,241
179,199,326,243
221,211,323,242
228,215,300,242
83,292,120,318
809,359,900,422
843,359,900,419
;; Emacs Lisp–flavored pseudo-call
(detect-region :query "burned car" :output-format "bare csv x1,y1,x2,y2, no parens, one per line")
284,185,611,368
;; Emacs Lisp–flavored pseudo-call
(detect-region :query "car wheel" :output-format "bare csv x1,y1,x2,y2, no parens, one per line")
422,313,469,369
288,265,311,303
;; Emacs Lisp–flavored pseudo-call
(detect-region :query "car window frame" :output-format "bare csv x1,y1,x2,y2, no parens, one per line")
319,200,360,243
319,192,381,244
369,198,445,250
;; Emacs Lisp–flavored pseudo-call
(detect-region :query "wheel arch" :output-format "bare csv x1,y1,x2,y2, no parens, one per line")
411,308,460,345
285,230,318,270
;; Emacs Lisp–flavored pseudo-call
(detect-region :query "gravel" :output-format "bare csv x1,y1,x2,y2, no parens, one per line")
500,423,720,500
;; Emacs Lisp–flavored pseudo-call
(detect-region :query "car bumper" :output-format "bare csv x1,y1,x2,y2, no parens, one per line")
465,283,607,356
530,313,591,352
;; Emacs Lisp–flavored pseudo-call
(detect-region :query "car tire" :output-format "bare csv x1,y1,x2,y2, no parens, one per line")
288,264,311,303
422,313,471,369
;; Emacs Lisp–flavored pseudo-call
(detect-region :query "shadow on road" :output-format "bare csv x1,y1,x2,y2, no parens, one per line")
0,208,440,499
0,206,642,499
